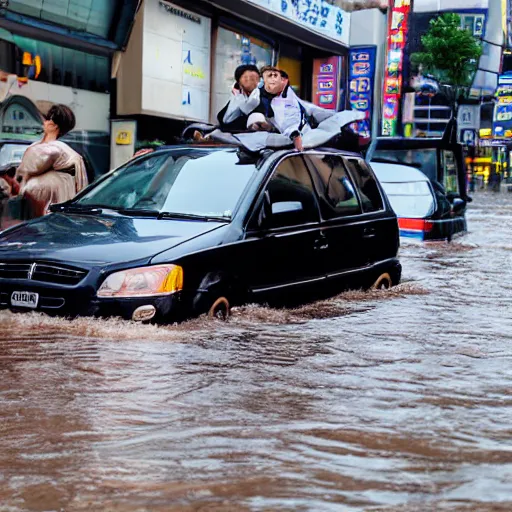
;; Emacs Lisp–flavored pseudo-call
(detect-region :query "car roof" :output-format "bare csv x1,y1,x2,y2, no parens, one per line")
155,143,362,157
370,161,430,183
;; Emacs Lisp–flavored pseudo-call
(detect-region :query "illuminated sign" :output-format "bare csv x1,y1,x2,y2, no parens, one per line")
381,0,411,137
493,73,512,137
349,46,377,139
312,56,342,111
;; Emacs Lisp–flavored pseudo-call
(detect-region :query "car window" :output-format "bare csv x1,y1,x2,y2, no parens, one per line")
441,150,459,194
381,181,436,218
344,158,384,213
305,154,361,218
264,155,319,228
372,148,437,182
0,144,29,167
77,149,257,219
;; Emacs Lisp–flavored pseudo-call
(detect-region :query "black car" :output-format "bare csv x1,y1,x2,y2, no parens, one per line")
0,145,401,322
366,126,471,241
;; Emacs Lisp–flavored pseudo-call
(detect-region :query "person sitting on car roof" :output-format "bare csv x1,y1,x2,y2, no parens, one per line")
217,64,262,132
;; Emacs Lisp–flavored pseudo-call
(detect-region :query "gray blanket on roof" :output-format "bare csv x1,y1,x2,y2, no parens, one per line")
209,110,366,152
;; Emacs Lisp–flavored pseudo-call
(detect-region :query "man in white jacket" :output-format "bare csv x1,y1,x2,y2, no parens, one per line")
211,65,366,152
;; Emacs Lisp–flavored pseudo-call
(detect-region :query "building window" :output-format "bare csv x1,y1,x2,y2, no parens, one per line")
212,26,274,122
0,31,109,93
6,0,121,39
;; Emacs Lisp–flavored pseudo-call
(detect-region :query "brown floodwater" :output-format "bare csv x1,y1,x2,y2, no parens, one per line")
1,192,512,511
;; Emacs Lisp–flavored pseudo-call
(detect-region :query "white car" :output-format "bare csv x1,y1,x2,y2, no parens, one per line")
371,162,467,241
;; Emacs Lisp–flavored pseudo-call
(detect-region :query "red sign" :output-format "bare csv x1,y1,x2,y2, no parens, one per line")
312,56,342,110
381,0,411,136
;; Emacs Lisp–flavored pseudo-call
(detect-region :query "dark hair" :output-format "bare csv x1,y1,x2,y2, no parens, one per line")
45,104,76,137
234,64,260,83
279,69,289,80
260,65,280,75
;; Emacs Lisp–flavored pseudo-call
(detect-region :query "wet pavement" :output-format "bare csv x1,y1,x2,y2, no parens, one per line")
1,191,512,511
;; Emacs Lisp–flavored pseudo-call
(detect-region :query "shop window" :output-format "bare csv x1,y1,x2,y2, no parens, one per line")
0,31,109,93
7,0,120,39
212,26,274,123
277,55,302,97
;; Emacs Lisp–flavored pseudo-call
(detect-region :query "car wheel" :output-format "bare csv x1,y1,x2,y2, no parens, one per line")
208,297,231,321
372,272,392,290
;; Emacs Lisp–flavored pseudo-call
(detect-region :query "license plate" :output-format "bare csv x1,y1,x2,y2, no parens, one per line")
11,291,39,309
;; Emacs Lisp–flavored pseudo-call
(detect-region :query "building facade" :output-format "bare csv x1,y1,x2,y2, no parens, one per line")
0,0,140,177
115,0,354,149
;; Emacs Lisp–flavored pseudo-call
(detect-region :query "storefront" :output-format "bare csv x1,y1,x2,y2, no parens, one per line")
115,0,352,151
0,0,140,177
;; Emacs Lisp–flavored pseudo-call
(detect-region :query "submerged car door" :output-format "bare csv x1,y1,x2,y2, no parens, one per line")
344,157,397,265
303,153,367,279
244,154,325,295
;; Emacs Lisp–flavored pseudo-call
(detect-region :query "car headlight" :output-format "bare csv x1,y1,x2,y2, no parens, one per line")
97,264,183,298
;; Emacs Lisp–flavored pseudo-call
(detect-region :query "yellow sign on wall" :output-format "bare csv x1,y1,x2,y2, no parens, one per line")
116,130,133,145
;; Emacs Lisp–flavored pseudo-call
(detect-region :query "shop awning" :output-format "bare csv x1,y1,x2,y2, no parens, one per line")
469,0,504,98
0,0,140,53
324,0,388,11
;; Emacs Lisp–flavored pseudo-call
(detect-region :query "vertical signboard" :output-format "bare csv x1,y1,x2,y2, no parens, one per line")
349,46,376,139
493,74,512,138
457,104,481,144
312,56,343,110
381,0,411,137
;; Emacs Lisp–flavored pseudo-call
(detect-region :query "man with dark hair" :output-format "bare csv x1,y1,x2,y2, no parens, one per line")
217,64,261,131
252,66,308,150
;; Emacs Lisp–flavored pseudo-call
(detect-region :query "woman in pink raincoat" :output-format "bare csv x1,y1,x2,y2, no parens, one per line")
15,104,88,218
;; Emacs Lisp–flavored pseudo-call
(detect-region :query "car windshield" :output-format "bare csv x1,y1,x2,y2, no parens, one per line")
372,149,437,181
76,149,257,219
0,144,29,167
380,181,435,218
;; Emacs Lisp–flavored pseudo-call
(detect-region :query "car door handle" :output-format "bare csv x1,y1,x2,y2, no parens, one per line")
363,228,376,239
314,237,329,251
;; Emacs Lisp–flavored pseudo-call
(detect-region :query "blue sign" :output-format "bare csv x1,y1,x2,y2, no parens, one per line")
246,0,350,46
461,129,476,146
493,73,512,138
349,46,376,139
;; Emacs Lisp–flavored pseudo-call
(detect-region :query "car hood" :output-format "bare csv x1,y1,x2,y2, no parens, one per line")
0,213,226,266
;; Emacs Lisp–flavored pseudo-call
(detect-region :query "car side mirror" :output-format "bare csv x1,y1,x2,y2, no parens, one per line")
271,201,303,215
451,197,466,216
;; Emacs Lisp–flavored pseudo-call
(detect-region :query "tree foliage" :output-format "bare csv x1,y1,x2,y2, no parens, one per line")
410,13,482,89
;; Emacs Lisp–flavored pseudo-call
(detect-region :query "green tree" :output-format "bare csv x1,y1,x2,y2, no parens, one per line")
410,13,482,105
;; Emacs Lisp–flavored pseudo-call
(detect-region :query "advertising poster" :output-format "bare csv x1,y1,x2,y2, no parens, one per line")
493,73,512,138
349,46,376,139
312,56,342,111
381,0,411,137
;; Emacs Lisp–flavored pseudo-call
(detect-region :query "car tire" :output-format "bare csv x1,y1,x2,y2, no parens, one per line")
372,272,392,290
208,296,231,321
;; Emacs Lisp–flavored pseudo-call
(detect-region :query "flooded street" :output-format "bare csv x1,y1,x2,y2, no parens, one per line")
1,192,512,511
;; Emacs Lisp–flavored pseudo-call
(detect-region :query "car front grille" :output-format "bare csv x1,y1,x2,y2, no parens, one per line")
0,261,88,286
